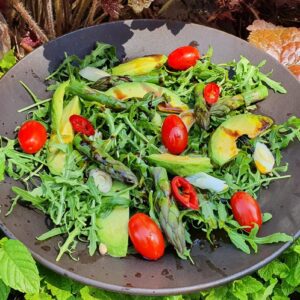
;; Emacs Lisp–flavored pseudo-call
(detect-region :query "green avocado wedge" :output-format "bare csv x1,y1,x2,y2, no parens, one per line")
96,181,130,257
209,113,273,166
103,82,189,112
147,153,213,177
111,55,167,76
47,91,81,175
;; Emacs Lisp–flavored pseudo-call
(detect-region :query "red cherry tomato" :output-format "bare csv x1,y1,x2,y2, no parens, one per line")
18,120,47,154
128,213,165,260
171,176,199,210
203,83,220,105
167,46,200,71
230,191,262,232
161,115,188,155
69,115,95,136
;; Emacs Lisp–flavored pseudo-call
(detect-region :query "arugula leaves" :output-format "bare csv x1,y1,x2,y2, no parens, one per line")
1,43,298,262
46,42,118,81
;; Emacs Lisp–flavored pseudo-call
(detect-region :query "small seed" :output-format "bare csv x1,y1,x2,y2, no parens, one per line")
99,243,107,255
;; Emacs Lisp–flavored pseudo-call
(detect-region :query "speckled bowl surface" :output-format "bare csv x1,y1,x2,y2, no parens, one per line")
0,20,299,295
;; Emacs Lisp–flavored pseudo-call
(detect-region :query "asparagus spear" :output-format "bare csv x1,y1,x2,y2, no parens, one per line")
193,82,210,130
68,79,127,111
194,84,269,129
151,167,189,260
93,149,138,185
210,85,268,116
91,71,165,91
74,136,138,185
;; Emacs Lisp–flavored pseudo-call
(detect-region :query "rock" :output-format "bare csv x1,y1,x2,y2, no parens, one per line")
247,19,300,80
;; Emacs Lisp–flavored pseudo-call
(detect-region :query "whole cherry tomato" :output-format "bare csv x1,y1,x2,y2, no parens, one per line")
167,46,200,71
69,115,95,136
18,120,47,154
203,83,220,105
128,213,165,260
230,191,262,232
171,176,199,210
161,115,188,155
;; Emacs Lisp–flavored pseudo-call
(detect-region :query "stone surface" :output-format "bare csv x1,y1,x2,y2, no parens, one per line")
248,20,300,80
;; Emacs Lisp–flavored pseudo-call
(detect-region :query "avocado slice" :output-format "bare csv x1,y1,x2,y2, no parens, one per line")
47,96,81,175
51,80,69,133
103,82,189,112
59,96,81,143
147,153,213,177
209,113,273,166
96,181,130,257
111,55,167,76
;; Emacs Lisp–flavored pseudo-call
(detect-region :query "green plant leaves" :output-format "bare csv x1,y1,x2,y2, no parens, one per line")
230,276,264,300
227,230,250,254
258,260,290,281
254,233,293,244
25,293,54,300
0,279,10,300
0,239,39,294
0,49,17,77
262,212,272,223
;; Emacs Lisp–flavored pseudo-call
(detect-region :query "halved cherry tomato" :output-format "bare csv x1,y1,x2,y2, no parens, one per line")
171,176,199,210
230,191,262,232
161,115,188,155
69,115,95,136
167,46,200,71
203,83,220,105
128,213,165,260
18,120,47,154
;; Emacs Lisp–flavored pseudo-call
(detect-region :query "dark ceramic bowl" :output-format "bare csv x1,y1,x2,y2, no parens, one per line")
0,20,299,295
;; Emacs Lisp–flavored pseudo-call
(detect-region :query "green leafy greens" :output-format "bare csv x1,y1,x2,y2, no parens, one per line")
0,42,298,262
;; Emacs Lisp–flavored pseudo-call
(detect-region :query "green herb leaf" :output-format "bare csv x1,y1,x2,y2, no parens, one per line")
227,230,250,254
37,227,67,241
0,239,39,293
258,73,287,93
217,202,228,223
201,199,218,234
12,186,45,206
0,151,5,182
262,213,272,223
254,232,293,244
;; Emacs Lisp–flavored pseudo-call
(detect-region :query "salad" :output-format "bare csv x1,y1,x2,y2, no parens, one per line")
1,43,299,262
